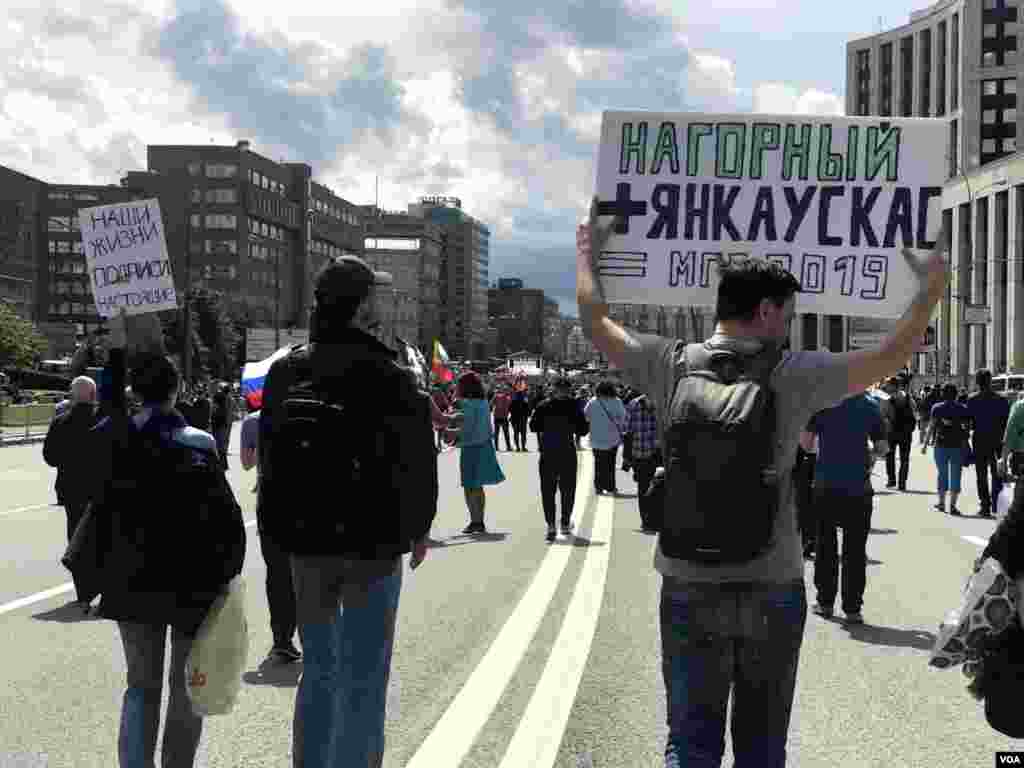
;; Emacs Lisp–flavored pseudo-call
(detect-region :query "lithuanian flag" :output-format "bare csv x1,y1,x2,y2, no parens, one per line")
432,339,454,383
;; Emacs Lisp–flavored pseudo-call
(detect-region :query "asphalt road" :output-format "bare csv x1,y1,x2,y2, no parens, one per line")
1,425,1022,767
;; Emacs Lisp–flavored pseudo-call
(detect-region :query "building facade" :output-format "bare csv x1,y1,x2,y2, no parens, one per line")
0,167,46,325
849,1,1024,380
363,207,443,351
409,197,490,360
488,282,546,355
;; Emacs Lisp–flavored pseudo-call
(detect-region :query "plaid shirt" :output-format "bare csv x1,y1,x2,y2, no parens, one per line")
625,396,659,460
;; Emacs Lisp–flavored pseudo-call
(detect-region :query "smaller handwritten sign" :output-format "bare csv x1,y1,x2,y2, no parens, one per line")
78,199,178,317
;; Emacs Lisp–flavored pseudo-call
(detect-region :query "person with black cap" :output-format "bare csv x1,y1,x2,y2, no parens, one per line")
259,254,438,768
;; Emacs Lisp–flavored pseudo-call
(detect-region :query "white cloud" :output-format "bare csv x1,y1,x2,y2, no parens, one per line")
753,82,843,116
685,51,740,106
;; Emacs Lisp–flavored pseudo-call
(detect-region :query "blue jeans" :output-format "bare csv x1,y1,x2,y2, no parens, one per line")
117,622,202,768
933,446,964,494
660,579,807,768
291,556,403,768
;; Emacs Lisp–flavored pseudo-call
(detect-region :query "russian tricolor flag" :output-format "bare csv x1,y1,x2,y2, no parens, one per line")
241,347,292,410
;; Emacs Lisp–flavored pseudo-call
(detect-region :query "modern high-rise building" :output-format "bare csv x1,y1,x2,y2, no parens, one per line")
849,1,1024,379
488,281,546,355
362,206,444,351
409,196,490,360
0,166,48,324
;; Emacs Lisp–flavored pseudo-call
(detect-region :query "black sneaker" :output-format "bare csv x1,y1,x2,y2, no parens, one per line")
886,481,897,489
950,507,962,517
546,526,556,542
462,522,486,534
812,603,833,619
269,643,302,663
560,520,573,535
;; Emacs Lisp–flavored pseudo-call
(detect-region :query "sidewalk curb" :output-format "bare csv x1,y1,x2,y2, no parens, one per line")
0,435,46,447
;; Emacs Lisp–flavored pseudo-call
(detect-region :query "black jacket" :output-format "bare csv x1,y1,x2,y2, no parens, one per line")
258,328,438,557
88,350,246,635
530,396,589,452
43,403,101,505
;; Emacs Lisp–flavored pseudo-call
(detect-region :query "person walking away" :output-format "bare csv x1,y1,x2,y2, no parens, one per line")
578,197,948,768
240,397,301,664
625,393,661,532
968,369,1011,518
510,385,531,451
211,383,236,470
584,380,627,495
491,385,513,451
802,393,888,624
924,383,972,515
90,311,246,768
43,375,101,613
443,371,505,534
259,255,438,768
883,376,916,491
917,385,936,445
530,377,589,541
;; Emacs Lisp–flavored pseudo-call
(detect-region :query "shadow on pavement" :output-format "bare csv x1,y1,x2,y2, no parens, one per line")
426,533,509,548
32,601,99,623
610,493,638,499
551,534,607,548
898,490,933,496
867,558,883,565
870,528,899,535
841,623,936,651
243,658,302,688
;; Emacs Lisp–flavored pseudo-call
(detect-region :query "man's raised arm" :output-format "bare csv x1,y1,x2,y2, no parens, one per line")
577,197,634,370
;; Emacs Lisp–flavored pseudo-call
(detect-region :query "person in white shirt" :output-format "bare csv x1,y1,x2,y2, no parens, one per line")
584,380,627,495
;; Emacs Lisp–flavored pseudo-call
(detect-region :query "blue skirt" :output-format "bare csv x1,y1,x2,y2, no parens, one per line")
460,442,506,488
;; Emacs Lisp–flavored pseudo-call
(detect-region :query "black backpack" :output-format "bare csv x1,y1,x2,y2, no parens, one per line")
265,346,361,550
661,342,782,564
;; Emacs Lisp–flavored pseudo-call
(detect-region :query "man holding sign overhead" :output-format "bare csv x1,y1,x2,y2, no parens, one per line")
578,110,950,768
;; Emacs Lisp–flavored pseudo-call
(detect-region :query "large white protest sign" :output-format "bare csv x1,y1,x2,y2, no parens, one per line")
78,198,178,317
593,112,948,319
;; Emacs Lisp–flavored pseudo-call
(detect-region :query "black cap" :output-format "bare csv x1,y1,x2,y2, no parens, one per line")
314,255,392,305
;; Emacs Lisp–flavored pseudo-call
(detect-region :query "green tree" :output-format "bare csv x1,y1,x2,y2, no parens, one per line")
160,289,240,381
0,302,47,368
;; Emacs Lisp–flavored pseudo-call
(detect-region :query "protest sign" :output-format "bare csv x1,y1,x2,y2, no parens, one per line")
593,112,947,319
78,199,178,317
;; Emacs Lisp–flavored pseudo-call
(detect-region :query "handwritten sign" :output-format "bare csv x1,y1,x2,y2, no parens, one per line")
78,199,178,317
593,112,948,319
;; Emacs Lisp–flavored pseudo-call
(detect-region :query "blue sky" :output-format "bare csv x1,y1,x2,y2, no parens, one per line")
0,0,926,314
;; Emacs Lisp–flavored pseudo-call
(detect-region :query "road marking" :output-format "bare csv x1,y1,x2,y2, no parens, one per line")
0,519,259,618
0,503,54,518
498,493,614,768
406,459,595,768
963,535,989,548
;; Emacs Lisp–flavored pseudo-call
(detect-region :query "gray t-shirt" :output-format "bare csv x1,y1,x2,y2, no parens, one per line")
620,332,853,584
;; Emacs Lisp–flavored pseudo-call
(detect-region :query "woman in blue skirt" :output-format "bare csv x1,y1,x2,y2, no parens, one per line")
446,371,505,534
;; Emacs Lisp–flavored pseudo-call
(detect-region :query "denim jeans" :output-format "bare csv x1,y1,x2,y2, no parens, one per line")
933,445,964,494
660,579,807,768
117,622,202,768
291,555,403,768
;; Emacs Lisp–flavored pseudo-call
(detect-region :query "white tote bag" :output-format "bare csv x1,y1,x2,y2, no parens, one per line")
997,483,1015,522
186,576,249,716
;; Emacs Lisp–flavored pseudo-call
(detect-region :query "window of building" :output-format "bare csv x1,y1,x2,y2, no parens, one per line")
190,214,201,229
950,119,960,175
982,77,1018,164
74,192,98,202
920,28,932,116
47,191,70,201
204,239,238,255
188,162,201,176
205,213,237,229
47,216,72,232
205,163,238,179
982,0,1018,67
901,36,914,117
880,42,894,116
206,188,238,204
190,187,202,203
952,13,960,110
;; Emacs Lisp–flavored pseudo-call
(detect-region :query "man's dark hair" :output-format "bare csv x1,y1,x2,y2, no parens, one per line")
130,354,181,405
457,371,485,399
976,369,993,389
553,376,573,391
942,383,959,401
715,260,802,323
596,380,617,398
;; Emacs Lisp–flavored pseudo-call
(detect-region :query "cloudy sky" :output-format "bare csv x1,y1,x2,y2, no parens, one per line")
1,0,925,313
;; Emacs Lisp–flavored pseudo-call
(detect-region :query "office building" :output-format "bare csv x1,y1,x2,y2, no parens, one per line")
409,196,490,360
363,207,443,350
144,141,365,331
488,280,546,355
849,1,1024,378
0,166,46,324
